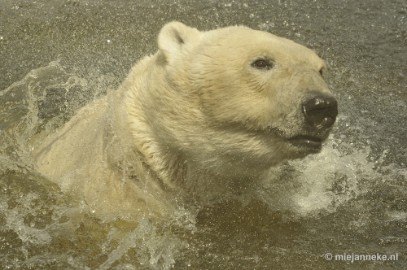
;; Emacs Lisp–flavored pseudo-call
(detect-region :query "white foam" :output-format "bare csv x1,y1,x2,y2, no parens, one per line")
259,135,388,216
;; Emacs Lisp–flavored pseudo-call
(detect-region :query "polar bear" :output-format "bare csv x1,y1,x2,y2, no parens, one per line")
32,22,337,219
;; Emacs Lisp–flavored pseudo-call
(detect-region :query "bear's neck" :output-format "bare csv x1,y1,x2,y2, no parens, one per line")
107,56,186,197
111,54,265,207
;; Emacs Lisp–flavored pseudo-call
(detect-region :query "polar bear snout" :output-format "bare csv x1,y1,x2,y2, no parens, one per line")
302,93,338,130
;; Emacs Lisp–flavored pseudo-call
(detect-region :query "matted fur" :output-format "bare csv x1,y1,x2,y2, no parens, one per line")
32,22,335,219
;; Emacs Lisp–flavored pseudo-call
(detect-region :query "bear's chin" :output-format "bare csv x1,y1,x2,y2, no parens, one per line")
287,135,323,153
256,126,326,155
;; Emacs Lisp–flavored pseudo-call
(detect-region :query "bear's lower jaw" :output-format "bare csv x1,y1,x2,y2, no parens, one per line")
287,135,323,153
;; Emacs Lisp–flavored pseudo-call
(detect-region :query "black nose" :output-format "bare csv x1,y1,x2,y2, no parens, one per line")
302,94,338,129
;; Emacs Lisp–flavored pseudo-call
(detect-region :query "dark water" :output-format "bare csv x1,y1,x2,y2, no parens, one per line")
1,0,406,269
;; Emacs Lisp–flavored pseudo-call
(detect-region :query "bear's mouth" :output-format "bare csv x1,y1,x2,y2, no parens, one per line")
227,124,325,153
259,127,323,151
288,135,322,151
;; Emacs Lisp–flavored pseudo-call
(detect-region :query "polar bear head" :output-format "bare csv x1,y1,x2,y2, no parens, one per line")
145,22,337,179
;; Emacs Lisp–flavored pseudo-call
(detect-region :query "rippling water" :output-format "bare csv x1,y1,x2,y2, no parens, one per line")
1,0,406,269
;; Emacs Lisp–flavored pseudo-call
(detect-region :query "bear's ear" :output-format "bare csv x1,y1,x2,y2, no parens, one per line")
158,21,201,62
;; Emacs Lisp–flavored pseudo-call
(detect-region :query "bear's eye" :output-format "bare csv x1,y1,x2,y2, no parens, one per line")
251,58,274,70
